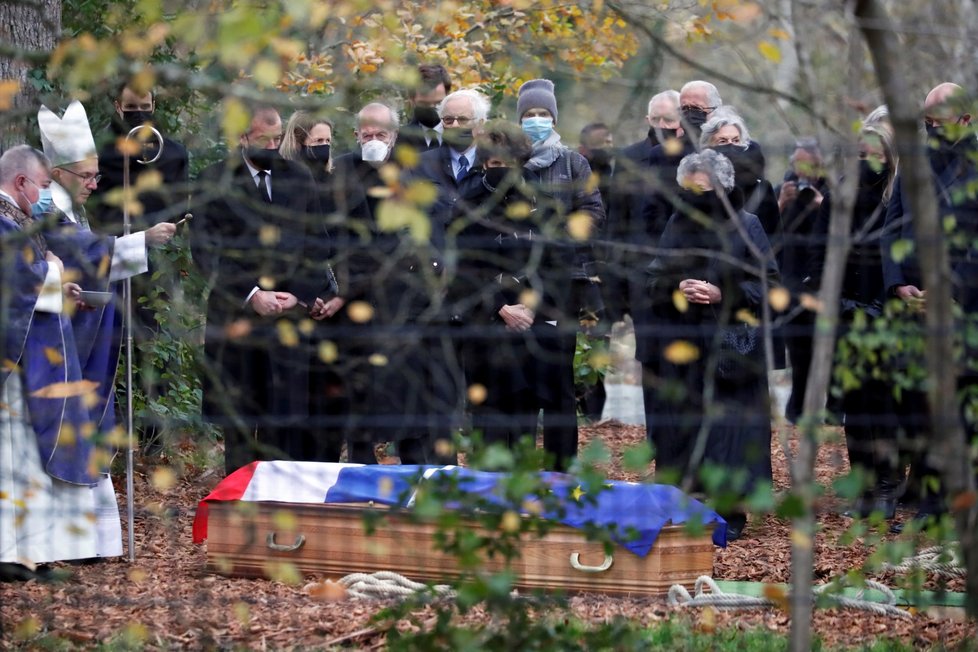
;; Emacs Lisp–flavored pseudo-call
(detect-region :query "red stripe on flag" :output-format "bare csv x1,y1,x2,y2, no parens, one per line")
192,462,260,543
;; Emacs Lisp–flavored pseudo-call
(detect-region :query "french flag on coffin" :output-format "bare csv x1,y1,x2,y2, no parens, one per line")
192,462,728,554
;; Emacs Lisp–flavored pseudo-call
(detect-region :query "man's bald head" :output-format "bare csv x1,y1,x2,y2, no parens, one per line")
924,82,971,128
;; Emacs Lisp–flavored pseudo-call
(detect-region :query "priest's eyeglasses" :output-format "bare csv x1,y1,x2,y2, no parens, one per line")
57,167,102,186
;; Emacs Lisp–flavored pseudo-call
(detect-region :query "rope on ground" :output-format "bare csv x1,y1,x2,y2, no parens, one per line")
881,545,966,579
338,571,456,600
668,576,911,619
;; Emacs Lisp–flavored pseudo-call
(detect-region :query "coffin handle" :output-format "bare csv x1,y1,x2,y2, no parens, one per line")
569,552,614,573
266,532,306,552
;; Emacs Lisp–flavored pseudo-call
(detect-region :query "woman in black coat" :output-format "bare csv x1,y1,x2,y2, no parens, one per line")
634,149,780,540
280,110,345,462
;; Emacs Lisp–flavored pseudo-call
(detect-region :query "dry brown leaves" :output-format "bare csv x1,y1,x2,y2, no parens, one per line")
0,424,972,649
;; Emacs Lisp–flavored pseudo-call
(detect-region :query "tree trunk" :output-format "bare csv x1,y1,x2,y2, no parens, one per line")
0,0,61,148
856,0,978,620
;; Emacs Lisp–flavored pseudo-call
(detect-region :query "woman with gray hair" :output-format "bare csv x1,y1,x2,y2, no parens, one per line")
634,149,780,541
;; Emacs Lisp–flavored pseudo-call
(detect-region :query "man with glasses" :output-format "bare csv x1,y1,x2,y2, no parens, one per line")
414,88,491,223
881,82,978,530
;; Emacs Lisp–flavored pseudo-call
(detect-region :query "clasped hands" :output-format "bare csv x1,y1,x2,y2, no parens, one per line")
499,303,534,332
679,278,722,305
250,290,346,319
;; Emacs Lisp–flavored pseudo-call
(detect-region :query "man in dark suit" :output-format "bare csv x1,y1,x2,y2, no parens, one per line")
91,81,191,453
397,64,452,155
191,105,332,474
413,89,490,229
329,102,455,466
603,90,685,323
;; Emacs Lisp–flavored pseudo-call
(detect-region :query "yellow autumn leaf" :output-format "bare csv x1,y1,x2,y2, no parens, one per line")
225,319,253,340
0,79,22,111
664,340,700,364
799,293,823,312
134,169,163,191
259,275,277,290
272,508,297,531
567,212,593,241
346,301,374,323
758,41,782,63
790,528,812,549
151,467,177,492
728,2,762,22
128,568,148,583
518,289,540,310
501,510,520,533
697,605,716,633
259,225,281,246
276,320,299,347
222,98,250,146
297,319,314,336
769,27,791,40
769,286,790,312
467,383,487,405
663,136,684,156
318,340,338,363
30,379,99,399
505,201,533,220
394,143,421,169
763,583,790,610
734,308,759,327
44,347,64,366
672,289,689,313
59,423,76,445
403,179,438,207
252,58,282,87
368,353,389,367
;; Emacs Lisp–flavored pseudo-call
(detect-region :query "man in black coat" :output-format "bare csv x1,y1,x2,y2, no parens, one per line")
91,82,191,452
397,64,452,154
881,82,978,524
328,102,455,466
412,89,489,238
191,105,332,474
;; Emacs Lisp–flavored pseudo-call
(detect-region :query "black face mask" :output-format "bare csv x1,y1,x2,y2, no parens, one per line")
925,122,960,174
444,127,474,152
303,144,331,163
414,106,441,129
246,147,280,170
681,107,710,135
711,144,761,189
677,188,724,218
649,126,680,147
483,167,511,189
858,158,888,189
587,148,614,170
122,110,154,130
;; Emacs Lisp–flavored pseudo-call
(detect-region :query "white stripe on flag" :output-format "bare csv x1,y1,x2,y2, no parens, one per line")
405,465,458,508
239,461,364,503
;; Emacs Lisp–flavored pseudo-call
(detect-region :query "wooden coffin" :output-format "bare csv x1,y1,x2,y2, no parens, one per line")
204,501,716,595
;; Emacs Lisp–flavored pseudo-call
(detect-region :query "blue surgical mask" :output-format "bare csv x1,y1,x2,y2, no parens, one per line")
32,187,53,217
23,180,53,218
522,117,554,143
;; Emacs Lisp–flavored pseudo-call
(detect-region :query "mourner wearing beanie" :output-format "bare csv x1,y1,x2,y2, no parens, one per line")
516,79,558,122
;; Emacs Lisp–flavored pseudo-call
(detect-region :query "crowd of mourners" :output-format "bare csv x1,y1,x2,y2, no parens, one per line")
3,64,978,578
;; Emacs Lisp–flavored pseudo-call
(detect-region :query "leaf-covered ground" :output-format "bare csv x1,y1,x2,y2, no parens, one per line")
0,423,972,650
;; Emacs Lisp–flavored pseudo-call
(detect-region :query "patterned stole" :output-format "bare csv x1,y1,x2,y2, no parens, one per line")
0,197,47,254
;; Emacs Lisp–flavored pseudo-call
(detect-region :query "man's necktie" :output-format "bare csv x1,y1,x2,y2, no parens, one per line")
456,157,469,183
257,171,271,202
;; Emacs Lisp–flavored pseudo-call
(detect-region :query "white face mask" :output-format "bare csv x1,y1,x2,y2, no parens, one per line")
361,139,389,163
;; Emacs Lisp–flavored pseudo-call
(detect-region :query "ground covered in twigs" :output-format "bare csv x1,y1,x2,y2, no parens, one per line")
0,424,973,650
